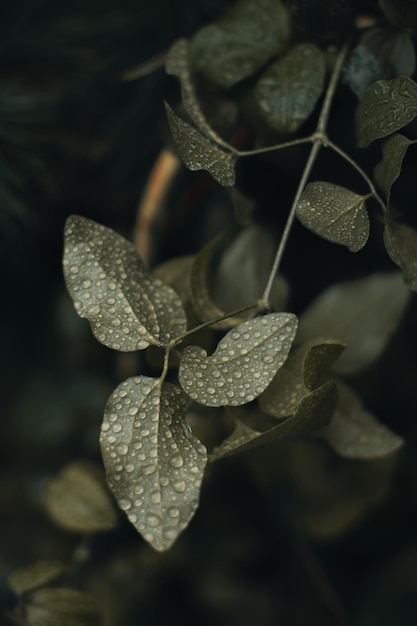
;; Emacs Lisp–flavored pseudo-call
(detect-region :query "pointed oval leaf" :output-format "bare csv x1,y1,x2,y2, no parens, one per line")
44,460,118,533
296,182,370,252
255,43,325,134
379,0,417,28
212,382,337,460
189,0,290,89
384,220,417,291
178,313,298,407
63,216,187,350
165,103,235,186
100,376,207,552
8,561,65,597
297,272,410,375
356,76,417,147
374,134,414,204
320,381,404,459
24,588,100,626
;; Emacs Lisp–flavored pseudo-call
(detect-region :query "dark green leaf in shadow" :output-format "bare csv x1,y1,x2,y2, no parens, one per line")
24,588,101,626
45,460,118,533
379,0,417,28
362,27,416,78
319,381,404,459
179,313,298,407
63,216,187,350
297,272,410,375
189,0,290,89
255,43,325,134
211,382,337,460
100,376,207,551
152,254,194,312
356,76,417,147
165,103,235,186
384,220,417,291
7,561,65,597
296,182,370,252
374,134,414,204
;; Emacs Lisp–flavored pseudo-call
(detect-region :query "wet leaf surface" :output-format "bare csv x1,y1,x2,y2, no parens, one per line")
179,313,298,407
7,561,65,596
189,0,290,89
374,134,414,204
165,103,235,186
356,76,417,147
297,273,410,375
384,220,417,291
255,43,324,134
63,216,187,350
100,376,207,551
296,182,370,252
23,588,101,626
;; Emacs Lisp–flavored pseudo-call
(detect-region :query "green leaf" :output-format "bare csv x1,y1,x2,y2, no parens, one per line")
379,0,417,28
24,588,101,626
296,182,370,252
356,76,417,147
7,561,65,597
45,460,118,533
374,134,413,204
361,27,416,78
211,383,337,460
319,381,404,459
100,376,207,552
63,216,187,350
259,338,345,418
164,103,235,186
297,272,410,375
152,254,194,311
384,220,417,291
255,43,325,134
178,313,298,407
189,0,290,89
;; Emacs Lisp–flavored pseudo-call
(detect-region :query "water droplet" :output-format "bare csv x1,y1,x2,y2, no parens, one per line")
116,443,128,455
147,513,162,527
119,498,132,511
170,454,183,468
168,506,180,518
173,479,187,493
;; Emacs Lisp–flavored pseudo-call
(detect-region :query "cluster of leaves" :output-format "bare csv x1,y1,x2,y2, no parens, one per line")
61,0,417,554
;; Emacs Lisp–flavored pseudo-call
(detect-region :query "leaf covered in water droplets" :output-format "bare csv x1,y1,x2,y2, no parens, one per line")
374,134,414,204
23,588,101,626
165,103,235,186
356,76,417,147
100,376,207,552
178,313,298,407
319,381,404,459
63,216,187,351
189,0,290,89
384,220,417,291
255,43,325,134
211,382,337,460
296,182,370,252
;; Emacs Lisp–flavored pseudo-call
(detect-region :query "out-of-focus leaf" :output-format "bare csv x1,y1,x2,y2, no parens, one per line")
296,182,370,252
362,27,416,78
179,313,298,407
297,272,410,375
379,0,417,28
319,381,404,459
259,338,344,418
166,39,229,148
211,383,337,460
100,376,207,552
356,76,417,147
7,561,64,596
24,588,100,626
374,134,414,204
63,216,187,350
189,0,290,89
45,460,118,533
152,255,194,310
255,43,325,134
384,220,417,291
165,103,235,186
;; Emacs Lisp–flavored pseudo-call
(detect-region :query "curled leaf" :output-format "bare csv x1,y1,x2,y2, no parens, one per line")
165,103,235,186
374,133,413,204
7,561,64,597
319,381,404,459
255,43,325,134
296,182,370,252
189,0,290,89
178,313,298,407
384,220,417,291
23,588,101,626
100,376,207,552
45,460,118,533
63,216,187,350
356,76,417,147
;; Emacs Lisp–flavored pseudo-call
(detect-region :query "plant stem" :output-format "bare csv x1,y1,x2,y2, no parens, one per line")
237,136,311,157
